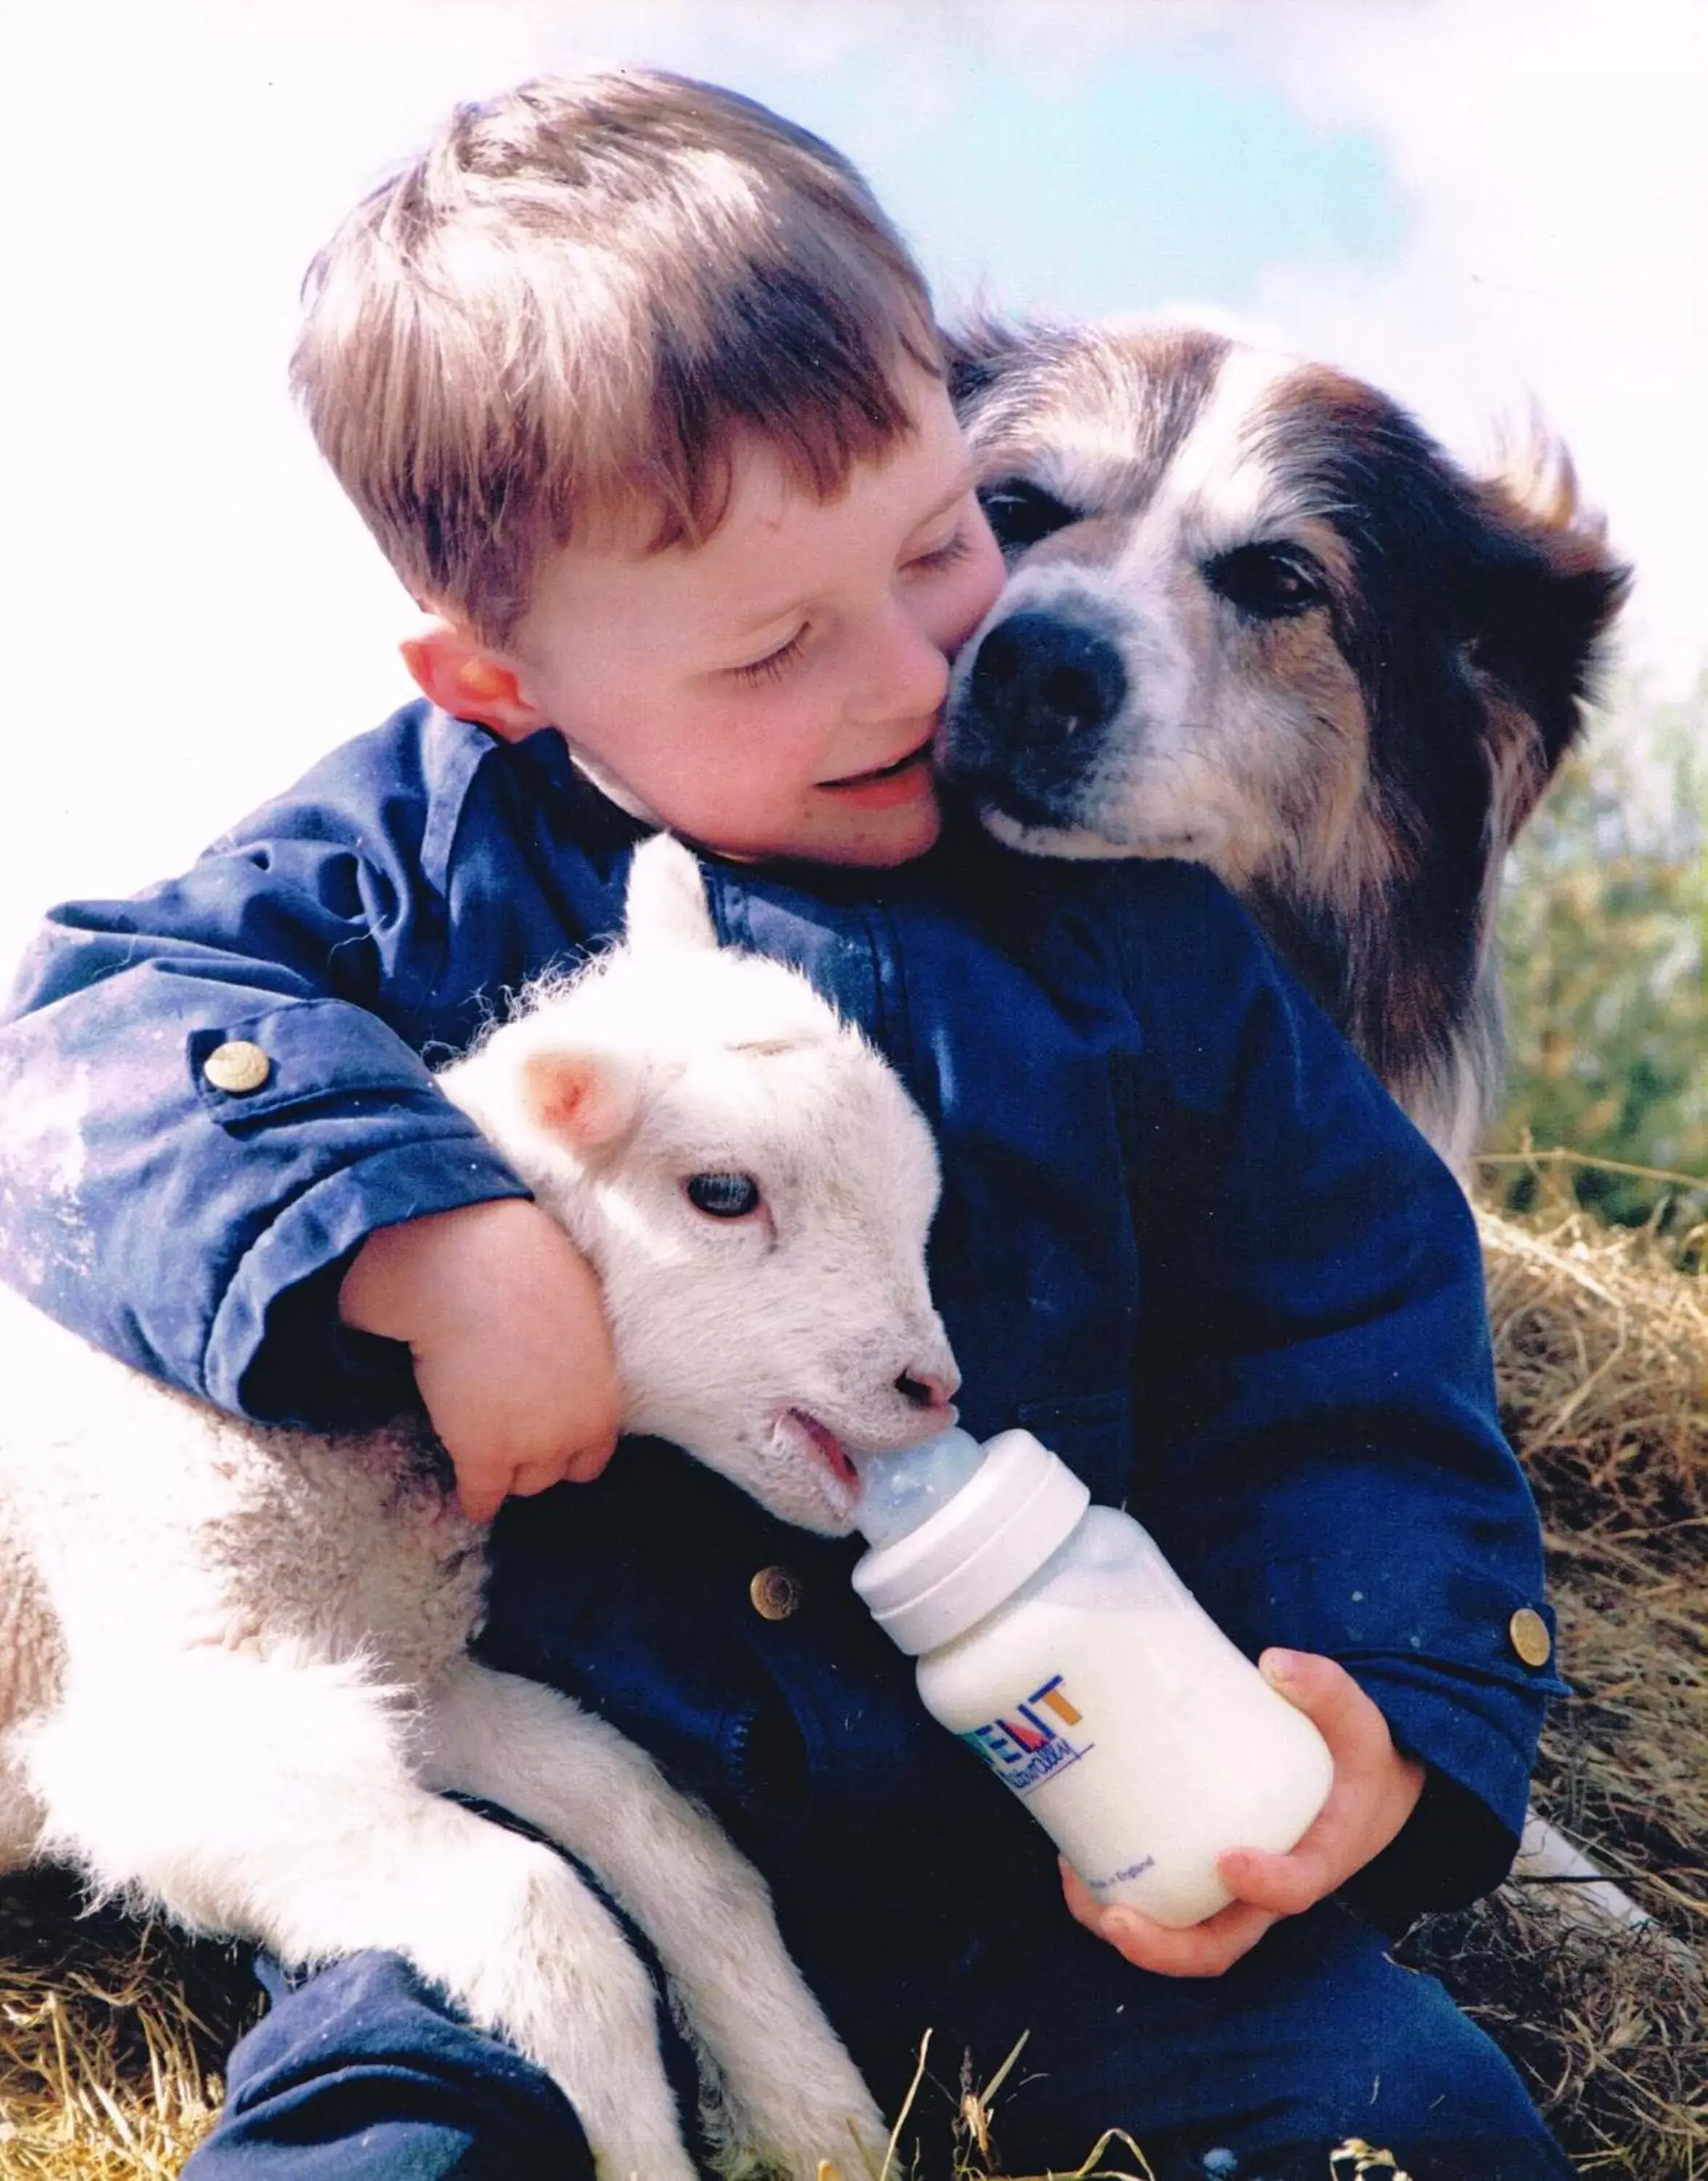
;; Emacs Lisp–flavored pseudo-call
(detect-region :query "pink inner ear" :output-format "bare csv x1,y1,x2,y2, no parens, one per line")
520,1050,628,1148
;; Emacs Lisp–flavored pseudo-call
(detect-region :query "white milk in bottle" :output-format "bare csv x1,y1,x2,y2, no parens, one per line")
851,1426,1334,1928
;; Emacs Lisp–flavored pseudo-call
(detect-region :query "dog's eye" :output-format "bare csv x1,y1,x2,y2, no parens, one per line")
1205,544,1326,620
685,1171,762,1219
978,478,1081,555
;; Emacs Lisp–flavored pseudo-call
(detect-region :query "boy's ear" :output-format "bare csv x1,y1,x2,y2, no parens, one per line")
400,617,548,742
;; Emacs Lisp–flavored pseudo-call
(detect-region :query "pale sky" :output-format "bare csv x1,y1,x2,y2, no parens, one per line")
1,0,1703,966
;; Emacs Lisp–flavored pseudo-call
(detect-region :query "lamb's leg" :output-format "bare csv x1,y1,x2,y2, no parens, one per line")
423,1655,887,2181
21,1646,701,2181
0,1748,41,1871
0,1525,55,1871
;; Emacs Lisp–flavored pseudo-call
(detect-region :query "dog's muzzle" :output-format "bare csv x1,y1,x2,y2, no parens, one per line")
943,609,1127,824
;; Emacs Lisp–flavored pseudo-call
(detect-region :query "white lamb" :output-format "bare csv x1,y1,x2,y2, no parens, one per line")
0,833,962,2181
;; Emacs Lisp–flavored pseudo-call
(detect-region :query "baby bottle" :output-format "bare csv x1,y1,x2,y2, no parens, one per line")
850,1426,1334,1928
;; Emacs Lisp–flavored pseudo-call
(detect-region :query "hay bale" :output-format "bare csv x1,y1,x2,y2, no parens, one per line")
1478,1198,1707,1935
1407,1202,1708,2176
1401,1888,1707,2178
0,1869,251,2177
2,1201,1704,2177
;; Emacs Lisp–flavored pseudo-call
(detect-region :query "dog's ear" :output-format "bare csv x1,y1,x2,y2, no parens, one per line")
1461,436,1632,839
943,316,1030,409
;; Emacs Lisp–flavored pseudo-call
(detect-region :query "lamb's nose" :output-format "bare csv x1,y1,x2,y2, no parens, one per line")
967,611,1127,752
895,1367,960,1410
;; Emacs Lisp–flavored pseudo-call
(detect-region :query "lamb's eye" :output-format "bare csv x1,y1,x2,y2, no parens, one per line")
685,1171,762,1219
1204,543,1326,620
978,477,1081,556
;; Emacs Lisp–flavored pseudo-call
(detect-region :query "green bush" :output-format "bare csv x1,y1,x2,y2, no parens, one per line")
1491,678,1706,1236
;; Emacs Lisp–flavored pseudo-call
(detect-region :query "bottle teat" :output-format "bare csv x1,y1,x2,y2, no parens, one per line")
852,1427,1092,1655
851,1425,986,1549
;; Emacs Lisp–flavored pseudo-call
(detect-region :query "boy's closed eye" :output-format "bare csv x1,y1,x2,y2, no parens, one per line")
906,523,979,575
728,518,986,686
732,628,811,686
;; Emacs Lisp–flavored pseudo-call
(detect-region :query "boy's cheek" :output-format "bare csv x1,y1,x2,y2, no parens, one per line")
951,523,1009,652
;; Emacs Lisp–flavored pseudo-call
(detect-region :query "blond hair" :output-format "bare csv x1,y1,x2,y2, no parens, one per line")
292,70,941,641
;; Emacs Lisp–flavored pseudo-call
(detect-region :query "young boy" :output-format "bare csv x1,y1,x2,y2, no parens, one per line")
0,70,1572,2181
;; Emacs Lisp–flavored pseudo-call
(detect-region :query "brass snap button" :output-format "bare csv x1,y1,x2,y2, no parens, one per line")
1507,1607,1552,1668
749,1565,802,1621
203,1040,272,1095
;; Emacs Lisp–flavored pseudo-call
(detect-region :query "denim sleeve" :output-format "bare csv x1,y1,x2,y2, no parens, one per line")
0,720,530,1425
1116,867,1562,1913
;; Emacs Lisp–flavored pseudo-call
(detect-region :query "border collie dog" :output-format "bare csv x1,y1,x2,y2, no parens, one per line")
943,321,1630,1170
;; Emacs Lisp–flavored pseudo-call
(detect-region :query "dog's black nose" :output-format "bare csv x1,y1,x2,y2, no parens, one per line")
966,611,1127,750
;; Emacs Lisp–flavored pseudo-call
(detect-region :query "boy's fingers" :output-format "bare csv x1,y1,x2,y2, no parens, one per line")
1096,1897,1277,1978
454,1419,621,1519
1059,1859,1100,1925
1060,1860,1276,1978
1217,1841,1339,1918
454,1470,513,1525
515,1430,618,1493
1058,1667,1419,1960
1223,1656,1427,1916
560,1423,621,1483
1260,1648,1387,1770
508,1453,578,1498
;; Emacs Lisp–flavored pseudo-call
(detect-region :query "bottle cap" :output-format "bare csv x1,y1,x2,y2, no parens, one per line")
851,1428,1090,1655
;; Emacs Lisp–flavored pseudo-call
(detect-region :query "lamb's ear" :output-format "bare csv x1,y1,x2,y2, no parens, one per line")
520,1047,644,1152
1465,435,1632,832
622,833,719,955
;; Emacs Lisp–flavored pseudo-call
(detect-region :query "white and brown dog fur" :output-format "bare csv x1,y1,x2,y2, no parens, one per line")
943,318,1655,1934
942,319,1630,1173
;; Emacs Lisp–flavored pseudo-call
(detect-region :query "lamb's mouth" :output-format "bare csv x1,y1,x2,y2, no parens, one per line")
781,1408,859,1492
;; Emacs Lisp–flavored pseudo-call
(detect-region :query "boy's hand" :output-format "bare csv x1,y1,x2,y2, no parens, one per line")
1061,1649,1426,1978
339,1199,622,1523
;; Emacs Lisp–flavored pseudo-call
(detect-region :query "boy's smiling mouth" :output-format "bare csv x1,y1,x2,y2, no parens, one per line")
819,737,936,803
